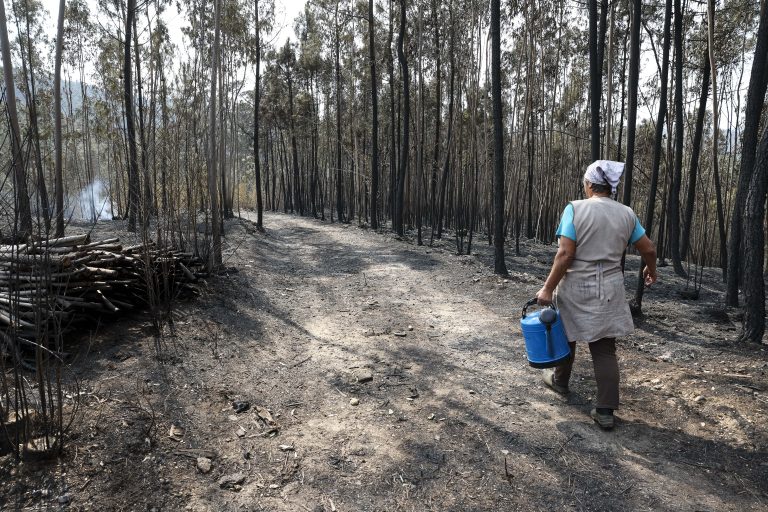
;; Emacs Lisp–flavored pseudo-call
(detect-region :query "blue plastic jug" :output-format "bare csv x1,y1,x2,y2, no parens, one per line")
520,298,571,368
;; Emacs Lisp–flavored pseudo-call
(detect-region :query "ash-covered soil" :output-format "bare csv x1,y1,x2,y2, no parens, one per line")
1,211,766,511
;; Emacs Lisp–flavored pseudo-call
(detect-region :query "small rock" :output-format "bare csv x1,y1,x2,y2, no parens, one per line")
356,371,373,383
58,494,71,505
694,395,706,403
232,401,250,414
427,413,435,420
393,332,407,337
168,423,185,442
227,415,239,421
279,444,294,452
650,378,661,385
269,484,280,489
387,409,394,415
196,457,212,474
350,398,360,406
236,426,246,438
218,472,246,489
407,325,413,331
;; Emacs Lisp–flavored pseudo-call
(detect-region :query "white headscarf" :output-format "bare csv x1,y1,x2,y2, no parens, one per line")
584,160,625,195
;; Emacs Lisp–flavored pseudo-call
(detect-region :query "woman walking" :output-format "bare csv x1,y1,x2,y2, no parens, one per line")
536,160,657,429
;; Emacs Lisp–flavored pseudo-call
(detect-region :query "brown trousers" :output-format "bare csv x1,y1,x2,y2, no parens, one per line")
554,337,619,410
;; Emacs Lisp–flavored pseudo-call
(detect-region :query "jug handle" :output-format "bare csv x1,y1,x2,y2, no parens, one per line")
521,297,555,319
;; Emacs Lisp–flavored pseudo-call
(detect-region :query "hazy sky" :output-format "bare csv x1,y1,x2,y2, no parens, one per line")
36,0,306,82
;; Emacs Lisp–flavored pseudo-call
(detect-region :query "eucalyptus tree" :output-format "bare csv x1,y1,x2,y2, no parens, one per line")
491,0,507,275
209,0,223,267
726,2,768,307
11,0,50,231
124,0,140,231
667,0,685,277
393,0,409,236
0,0,33,236
633,0,672,313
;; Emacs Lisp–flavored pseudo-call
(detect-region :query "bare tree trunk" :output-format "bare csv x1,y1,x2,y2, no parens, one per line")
491,0,508,275
681,48,709,259
726,0,768,304
0,0,32,237
54,0,66,236
668,0,686,276
708,0,729,282
15,3,50,231
622,0,641,205
124,0,140,232
335,2,344,222
394,0,409,236
588,0,601,162
436,0,454,239
369,0,380,230
429,0,440,241
633,0,671,313
254,0,263,230
208,0,223,268
739,124,768,343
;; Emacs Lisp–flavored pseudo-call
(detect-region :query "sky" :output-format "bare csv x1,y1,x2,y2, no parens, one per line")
36,0,306,82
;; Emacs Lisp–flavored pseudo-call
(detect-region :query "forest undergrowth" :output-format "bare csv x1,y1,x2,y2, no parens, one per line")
0,211,766,511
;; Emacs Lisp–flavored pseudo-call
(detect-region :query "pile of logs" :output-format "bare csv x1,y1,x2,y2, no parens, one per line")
0,234,206,351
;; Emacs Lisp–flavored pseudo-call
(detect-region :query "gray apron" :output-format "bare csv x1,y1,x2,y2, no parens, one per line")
555,197,637,343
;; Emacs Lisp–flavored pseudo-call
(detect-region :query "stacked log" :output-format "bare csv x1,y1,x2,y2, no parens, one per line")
0,234,206,352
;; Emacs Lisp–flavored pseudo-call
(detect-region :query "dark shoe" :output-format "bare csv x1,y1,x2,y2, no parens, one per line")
542,369,569,394
590,408,615,429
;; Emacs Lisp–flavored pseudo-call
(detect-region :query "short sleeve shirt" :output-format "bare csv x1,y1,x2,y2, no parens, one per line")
556,203,645,244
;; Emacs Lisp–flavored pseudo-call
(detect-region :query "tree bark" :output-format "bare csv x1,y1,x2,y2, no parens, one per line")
588,0,601,162
491,0,508,275
680,48,709,259
369,0,380,230
54,0,66,237
254,0,264,230
668,0,686,277
726,0,768,305
124,0,140,232
622,0,641,205
739,124,768,344
394,0,409,236
708,0,728,282
633,0,671,312
0,0,32,237
208,0,223,268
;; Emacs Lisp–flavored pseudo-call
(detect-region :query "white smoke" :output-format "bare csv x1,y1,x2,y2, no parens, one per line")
68,179,113,222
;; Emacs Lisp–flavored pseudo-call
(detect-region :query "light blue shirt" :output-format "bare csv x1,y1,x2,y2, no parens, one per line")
555,203,646,244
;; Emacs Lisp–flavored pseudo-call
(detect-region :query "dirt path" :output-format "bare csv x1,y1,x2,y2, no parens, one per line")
2,212,767,511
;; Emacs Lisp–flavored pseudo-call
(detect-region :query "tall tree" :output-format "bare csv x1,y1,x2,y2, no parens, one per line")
369,0,380,230
588,0,600,161
668,0,685,276
54,0,66,237
726,0,768,306
253,0,264,230
491,0,507,275
208,0,223,268
740,125,768,343
394,0,409,235
622,0,641,205
680,47,710,259
633,0,672,312
707,0,727,281
124,0,140,231
0,0,32,237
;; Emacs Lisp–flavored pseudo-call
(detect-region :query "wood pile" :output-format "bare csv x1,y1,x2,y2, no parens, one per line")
0,234,206,351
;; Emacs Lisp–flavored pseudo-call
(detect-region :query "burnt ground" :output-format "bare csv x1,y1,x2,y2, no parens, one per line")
1,211,767,511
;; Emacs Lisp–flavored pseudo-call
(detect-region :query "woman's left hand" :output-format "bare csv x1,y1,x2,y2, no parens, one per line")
536,287,553,305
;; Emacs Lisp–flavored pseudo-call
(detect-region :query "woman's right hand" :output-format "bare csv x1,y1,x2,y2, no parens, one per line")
643,266,657,286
